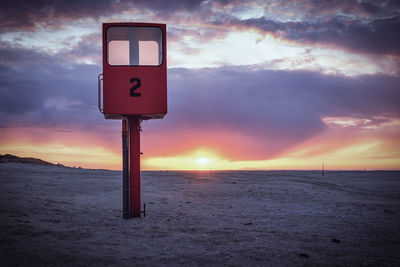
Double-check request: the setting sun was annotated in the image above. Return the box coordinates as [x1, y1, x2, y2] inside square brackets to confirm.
[196, 157, 210, 165]
[144, 148, 225, 170]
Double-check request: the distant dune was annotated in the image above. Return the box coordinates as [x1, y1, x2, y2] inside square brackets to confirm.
[0, 154, 61, 166]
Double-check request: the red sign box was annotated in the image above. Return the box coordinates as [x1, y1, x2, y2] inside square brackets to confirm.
[102, 22, 167, 119]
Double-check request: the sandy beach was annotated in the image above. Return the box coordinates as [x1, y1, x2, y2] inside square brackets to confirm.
[1, 163, 399, 266]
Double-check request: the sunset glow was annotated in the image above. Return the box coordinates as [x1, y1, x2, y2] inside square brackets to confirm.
[0, 1, 399, 170]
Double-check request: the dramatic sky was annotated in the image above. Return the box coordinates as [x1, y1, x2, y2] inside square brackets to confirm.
[0, 0, 399, 170]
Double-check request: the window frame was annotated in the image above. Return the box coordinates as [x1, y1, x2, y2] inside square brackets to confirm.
[106, 26, 164, 67]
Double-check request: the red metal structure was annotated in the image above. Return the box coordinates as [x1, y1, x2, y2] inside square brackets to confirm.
[98, 22, 167, 218]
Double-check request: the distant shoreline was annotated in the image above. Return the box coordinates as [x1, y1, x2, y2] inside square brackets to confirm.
[1, 154, 399, 172]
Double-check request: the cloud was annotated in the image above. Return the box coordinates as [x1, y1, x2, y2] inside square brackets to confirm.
[3, 0, 399, 57]
[167, 66, 400, 125]
[290, 0, 399, 18]
[59, 33, 102, 64]
[1, 42, 399, 160]
[186, 0, 400, 56]
[0, 43, 104, 128]
[232, 14, 400, 56]
[143, 67, 400, 159]
[0, 0, 115, 32]
[0, 0, 206, 32]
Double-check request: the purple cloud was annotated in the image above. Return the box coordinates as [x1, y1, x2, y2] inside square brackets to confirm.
[0, 43, 104, 128]
[140, 67, 399, 159]
[1, 49, 399, 158]
[2, 0, 399, 57]
[233, 15, 400, 56]
[0, 0, 206, 32]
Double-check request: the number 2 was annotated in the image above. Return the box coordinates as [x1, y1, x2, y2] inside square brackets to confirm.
[130, 78, 141, 97]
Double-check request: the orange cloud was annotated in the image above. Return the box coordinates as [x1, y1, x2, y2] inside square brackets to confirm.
[1, 115, 399, 171]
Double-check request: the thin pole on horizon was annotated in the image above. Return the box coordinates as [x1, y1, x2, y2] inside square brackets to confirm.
[322, 162, 325, 177]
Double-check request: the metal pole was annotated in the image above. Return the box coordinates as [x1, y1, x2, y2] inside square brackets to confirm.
[122, 119, 129, 219]
[129, 29, 139, 65]
[129, 117, 141, 217]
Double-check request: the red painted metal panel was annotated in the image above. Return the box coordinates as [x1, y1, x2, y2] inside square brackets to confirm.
[102, 22, 167, 119]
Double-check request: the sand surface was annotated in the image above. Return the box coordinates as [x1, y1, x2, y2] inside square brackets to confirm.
[1, 163, 399, 266]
